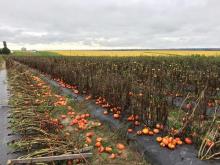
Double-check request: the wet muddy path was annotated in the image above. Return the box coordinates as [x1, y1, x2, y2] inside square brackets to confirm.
[0, 60, 14, 165]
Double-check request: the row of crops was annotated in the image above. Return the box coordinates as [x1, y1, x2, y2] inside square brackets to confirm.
[8, 55, 220, 160]
[5, 59, 148, 164]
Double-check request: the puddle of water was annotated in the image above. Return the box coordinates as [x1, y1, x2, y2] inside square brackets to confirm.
[0, 61, 15, 165]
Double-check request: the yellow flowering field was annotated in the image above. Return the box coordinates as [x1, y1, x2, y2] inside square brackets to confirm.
[50, 50, 220, 57]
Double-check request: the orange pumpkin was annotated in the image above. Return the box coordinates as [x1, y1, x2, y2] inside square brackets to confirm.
[175, 137, 181, 141]
[172, 139, 177, 145]
[206, 139, 214, 147]
[156, 124, 161, 129]
[136, 130, 142, 135]
[95, 142, 102, 148]
[156, 137, 163, 143]
[162, 138, 169, 145]
[160, 142, 166, 147]
[75, 115, 81, 120]
[148, 131, 154, 136]
[127, 128, 133, 133]
[67, 111, 73, 116]
[142, 128, 149, 135]
[86, 137, 92, 144]
[71, 119, 78, 125]
[127, 116, 134, 121]
[85, 113, 90, 118]
[113, 113, 120, 119]
[116, 143, 125, 150]
[177, 140, 183, 145]
[61, 115, 67, 119]
[168, 143, 175, 149]
[52, 118, 59, 125]
[109, 153, 116, 159]
[96, 137, 102, 142]
[80, 114, 86, 119]
[168, 137, 173, 143]
[105, 147, 113, 153]
[153, 128, 160, 134]
[185, 137, 192, 144]
[86, 132, 94, 137]
[98, 146, 105, 153]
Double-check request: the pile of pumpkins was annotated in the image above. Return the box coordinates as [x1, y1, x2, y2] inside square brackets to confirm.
[156, 136, 192, 149]
[129, 123, 193, 150]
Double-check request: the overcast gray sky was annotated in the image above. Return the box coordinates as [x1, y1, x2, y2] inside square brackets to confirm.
[0, 0, 219, 50]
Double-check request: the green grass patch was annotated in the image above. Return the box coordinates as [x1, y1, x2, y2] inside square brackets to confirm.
[13, 51, 60, 57]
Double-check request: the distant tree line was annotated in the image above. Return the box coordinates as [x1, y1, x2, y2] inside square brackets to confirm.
[0, 41, 11, 55]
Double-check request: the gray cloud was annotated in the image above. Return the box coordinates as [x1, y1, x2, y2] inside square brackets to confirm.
[0, 0, 220, 49]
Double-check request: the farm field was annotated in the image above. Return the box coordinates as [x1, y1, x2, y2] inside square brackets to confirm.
[1, 54, 220, 164]
[4, 55, 220, 163]
[2, 0, 220, 164]
[50, 50, 220, 57]
[4, 58, 148, 165]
